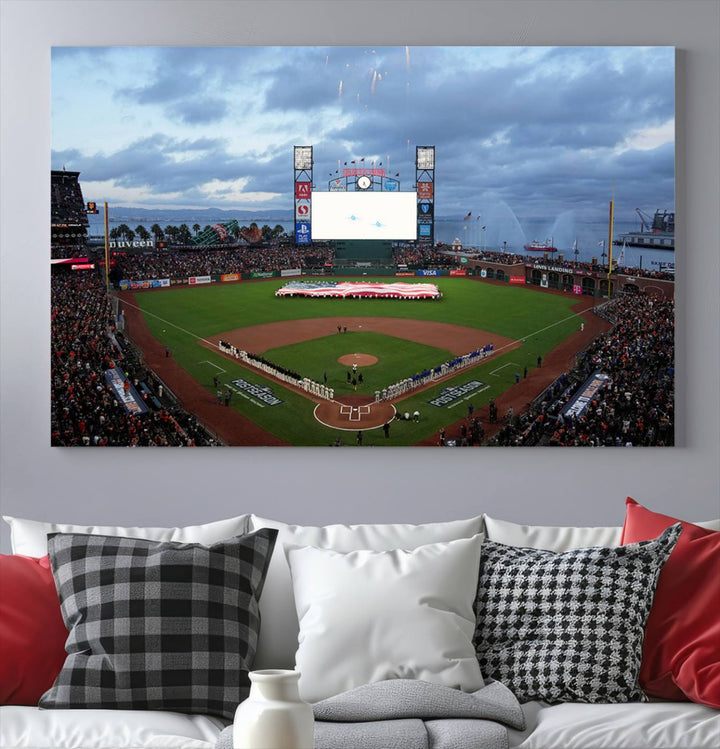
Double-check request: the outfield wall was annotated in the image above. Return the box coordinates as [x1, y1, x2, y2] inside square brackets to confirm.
[116, 264, 672, 300]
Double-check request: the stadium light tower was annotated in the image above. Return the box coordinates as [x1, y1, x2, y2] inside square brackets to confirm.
[294, 146, 313, 247]
[415, 146, 435, 245]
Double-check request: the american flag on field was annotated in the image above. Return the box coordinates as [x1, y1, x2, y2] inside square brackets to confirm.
[275, 281, 441, 300]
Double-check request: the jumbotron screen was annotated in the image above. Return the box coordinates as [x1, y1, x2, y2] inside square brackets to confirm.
[311, 192, 418, 240]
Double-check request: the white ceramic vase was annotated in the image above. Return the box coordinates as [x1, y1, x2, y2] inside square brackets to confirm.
[233, 669, 314, 749]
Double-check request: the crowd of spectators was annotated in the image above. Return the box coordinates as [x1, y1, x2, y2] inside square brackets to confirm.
[488, 292, 674, 447]
[51, 171, 89, 228]
[614, 265, 674, 281]
[51, 270, 218, 446]
[51, 244, 90, 259]
[472, 250, 528, 265]
[114, 244, 335, 281]
[393, 245, 459, 269]
[391, 245, 673, 280]
[521, 255, 674, 281]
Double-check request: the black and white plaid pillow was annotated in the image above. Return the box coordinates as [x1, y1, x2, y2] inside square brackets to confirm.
[474, 523, 681, 704]
[40, 528, 277, 719]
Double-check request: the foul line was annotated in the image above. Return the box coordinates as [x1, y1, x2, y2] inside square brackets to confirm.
[447, 384, 491, 408]
[118, 297, 218, 349]
[200, 361, 227, 373]
[489, 362, 519, 377]
[492, 306, 595, 356]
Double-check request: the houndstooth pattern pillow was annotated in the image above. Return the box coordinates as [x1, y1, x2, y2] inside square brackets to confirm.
[39, 529, 277, 720]
[474, 523, 681, 704]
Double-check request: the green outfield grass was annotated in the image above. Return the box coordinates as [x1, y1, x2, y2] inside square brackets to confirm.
[131, 277, 585, 445]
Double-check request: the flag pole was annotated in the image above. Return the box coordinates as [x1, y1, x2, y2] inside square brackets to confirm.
[607, 193, 614, 298]
[104, 201, 110, 296]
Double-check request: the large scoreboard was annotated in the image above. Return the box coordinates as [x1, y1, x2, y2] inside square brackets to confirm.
[311, 192, 417, 240]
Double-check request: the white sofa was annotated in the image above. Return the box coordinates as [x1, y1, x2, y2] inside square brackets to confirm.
[1, 511, 718, 749]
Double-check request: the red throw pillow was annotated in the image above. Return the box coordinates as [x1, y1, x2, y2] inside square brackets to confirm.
[0, 554, 68, 704]
[621, 497, 720, 707]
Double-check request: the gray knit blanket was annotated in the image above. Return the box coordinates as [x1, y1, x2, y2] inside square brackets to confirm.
[216, 679, 525, 749]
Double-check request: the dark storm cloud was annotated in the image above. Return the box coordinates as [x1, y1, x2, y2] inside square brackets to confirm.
[120, 73, 196, 105]
[53, 133, 293, 207]
[55, 46, 674, 216]
[53, 134, 243, 192]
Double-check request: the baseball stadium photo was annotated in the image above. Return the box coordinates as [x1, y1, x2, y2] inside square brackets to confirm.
[51, 46, 675, 447]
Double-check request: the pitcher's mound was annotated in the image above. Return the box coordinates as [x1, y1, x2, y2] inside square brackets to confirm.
[338, 353, 378, 367]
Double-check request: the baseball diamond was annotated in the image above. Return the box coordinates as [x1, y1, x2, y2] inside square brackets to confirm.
[119, 275, 609, 446]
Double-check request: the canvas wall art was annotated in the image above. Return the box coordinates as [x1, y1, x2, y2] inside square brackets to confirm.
[51, 46, 675, 447]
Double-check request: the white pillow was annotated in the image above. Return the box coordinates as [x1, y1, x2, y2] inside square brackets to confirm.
[248, 514, 484, 670]
[482, 513, 720, 552]
[481, 515, 621, 551]
[286, 535, 485, 703]
[2, 514, 251, 557]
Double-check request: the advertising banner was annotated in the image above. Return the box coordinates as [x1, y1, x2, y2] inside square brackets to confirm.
[296, 202, 311, 219]
[170, 278, 189, 286]
[189, 276, 211, 285]
[418, 225, 432, 238]
[343, 168, 385, 177]
[221, 273, 240, 282]
[295, 181, 311, 199]
[417, 269, 440, 277]
[450, 269, 467, 276]
[417, 202, 433, 218]
[384, 179, 399, 191]
[561, 372, 611, 418]
[573, 284, 583, 295]
[127, 280, 156, 290]
[481, 269, 487, 277]
[105, 367, 149, 415]
[329, 178, 346, 191]
[108, 239, 155, 250]
[509, 276, 526, 284]
[395, 272, 415, 277]
[295, 222, 311, 245]
[250, 271, 278, 279]
[417, 182, 433, 200]
[281, 268, 302, 277]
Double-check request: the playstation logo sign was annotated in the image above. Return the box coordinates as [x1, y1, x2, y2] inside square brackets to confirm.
[295, 222, 311, 245]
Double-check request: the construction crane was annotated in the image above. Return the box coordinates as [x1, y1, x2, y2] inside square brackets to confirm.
[635, 208, 655, 233]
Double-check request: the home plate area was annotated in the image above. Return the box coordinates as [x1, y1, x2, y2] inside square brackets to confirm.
[314, 396, 396, 431]
[340, 402, 371, 421]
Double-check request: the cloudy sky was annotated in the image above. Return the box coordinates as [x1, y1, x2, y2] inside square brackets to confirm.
[52, 45, 674, 220]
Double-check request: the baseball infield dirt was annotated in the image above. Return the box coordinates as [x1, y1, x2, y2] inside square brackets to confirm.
[208, 317, 515, 357]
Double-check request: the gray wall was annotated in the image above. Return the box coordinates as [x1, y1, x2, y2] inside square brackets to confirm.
[1, 1, 718, 553]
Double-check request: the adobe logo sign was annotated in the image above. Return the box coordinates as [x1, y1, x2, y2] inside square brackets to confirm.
[295, 182, 311, 199]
